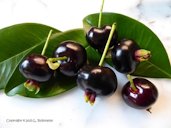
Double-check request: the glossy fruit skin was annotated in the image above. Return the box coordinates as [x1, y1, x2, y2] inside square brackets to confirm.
[86, 25, 118, 53]
[111, 39, 140, 74]
[122, 78, 158, 109]
[19, 54, 53, 82]
[54, 41, 87, 77]
[77, 65, 117, 96]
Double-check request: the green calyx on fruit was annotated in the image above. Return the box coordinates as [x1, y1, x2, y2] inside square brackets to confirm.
[84, 89, 96, 105]
[24, 80, 40, 94]
[134, 49, 151, 62]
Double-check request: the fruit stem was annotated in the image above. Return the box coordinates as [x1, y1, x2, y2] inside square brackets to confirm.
[41, 29, 53, 56]
[99, 23, 116, 66]
[146, 108, 152, 113]
[98, 0, 105, 28]
[127, 74, 137, 92]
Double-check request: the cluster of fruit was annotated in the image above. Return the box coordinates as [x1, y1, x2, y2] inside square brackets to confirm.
[19, 0, 158, 112]
[19, 22, 158, 111]
[85, 23, 158, 110]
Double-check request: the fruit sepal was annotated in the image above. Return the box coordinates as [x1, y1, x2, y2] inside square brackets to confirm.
[84, 89, 96, 106]
[134, 49, 151, 62]
[24, 80, 40, 94]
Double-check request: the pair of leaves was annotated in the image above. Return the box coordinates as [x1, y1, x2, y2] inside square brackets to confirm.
[0, 13, 170, 98]
[0, 23, 100, 97]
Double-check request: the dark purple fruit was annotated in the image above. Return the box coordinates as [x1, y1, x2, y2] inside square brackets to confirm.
[54, 41, 87, 77]
[19, 54, 53, 82]
[111, 39, 151, 74]
[111, 39, 140, 74]
[122, 78, 158, 109]
[77, 65, 117, 104]
[86, 25, 118, 53]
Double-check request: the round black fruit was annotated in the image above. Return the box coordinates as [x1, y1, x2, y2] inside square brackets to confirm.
[86, 25, 118, 53]
[77, 65, 117, 104]
[54, 41, 87, 76]
[122, 78, 158, 109]
[19, 54, 53, 82]
[111, 39, 140, 74]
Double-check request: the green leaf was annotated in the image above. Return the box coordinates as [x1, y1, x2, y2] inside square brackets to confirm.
[83, 13, 171, 78]
[0, 23, 61, 90]
[3, 27, 101, 97]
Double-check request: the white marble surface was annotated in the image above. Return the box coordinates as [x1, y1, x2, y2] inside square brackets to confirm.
[0, 0, 171, 128]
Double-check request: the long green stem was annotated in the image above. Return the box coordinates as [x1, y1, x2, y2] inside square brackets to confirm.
[99, 23, 116, 66]
[41, 29, 53, 55]
[127, 74, 137, 92]
[98, 0, 105, 28]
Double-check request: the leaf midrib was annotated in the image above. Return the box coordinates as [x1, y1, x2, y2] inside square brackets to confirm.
[147, 60, 171, 78]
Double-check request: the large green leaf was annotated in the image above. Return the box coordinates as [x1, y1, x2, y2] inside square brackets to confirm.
[2, 13, 171, 98]
[83, 13, 171, 78]
[4, 28, 101, 97]
[0, 23, 61, 90]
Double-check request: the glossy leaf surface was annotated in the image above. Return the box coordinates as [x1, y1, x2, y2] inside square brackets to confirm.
[0, 25, 100, 97]
[83, 13, 171, 78]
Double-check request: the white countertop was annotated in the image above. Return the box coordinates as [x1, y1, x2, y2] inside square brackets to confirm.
[0, 0, 171, 128]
